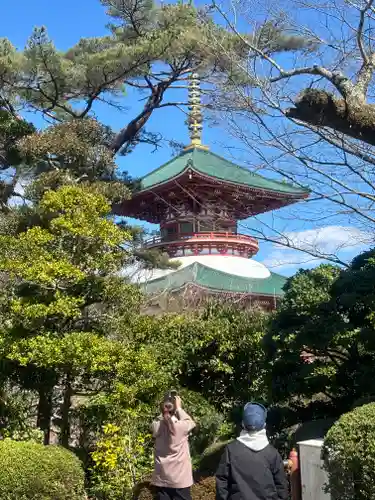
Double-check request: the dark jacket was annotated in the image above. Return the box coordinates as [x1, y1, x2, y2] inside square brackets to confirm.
[215, 439, 288, 500]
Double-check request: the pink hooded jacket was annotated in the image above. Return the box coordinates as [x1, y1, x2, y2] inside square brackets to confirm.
[151, 408, 196, 489]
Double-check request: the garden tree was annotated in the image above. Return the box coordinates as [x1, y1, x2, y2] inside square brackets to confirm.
[327, 248, 375, 402]
[208, 0, 375, 265]
[331, 248, 375, 330]
[213, 0, 375, 145]
[1, 116, 173, 270]
[1, 1, 224, 160]
[265, 248, 375, 429]
[179, 304, 270, 413]
[129, 303, 269, 413]
[264, 265, 342, 422]
[18, 118, 128, 202]
[0, 184, 170, 445]
[0, 1, 316, 199]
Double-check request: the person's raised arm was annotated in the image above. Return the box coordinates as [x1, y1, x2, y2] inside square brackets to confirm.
[174, 396, 196, 434]
[215, 446, 230, 500]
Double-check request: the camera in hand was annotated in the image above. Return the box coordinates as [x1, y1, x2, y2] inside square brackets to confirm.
[164, 390, 178, 404]
[162, 390, 178, 415]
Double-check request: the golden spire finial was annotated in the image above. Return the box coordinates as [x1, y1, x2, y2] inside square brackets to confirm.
[185, 73, 209, 151]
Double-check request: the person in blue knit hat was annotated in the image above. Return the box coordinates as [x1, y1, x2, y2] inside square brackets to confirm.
[215, 402, 288, 500]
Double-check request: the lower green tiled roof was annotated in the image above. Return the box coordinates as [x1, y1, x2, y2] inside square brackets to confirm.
[143, 262, 286, 297]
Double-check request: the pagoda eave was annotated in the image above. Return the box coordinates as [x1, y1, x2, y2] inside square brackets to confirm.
[113, 170, 308, 223]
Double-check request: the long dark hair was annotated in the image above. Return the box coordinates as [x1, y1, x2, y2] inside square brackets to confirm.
[160, 401, 176, 437]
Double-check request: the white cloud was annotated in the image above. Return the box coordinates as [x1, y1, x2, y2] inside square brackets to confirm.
[279, 226, 369, 254]
[262, 250, 322, 272]
[261, 225, 371, 274]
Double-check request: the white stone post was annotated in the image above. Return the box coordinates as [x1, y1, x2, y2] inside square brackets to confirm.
[298, 439, 331, 500]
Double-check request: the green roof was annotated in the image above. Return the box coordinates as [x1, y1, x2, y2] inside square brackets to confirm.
[139, 147, 308, 196]
[143, 262, 287, 297]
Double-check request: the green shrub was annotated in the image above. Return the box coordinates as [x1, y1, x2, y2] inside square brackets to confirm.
[134, 477, 216, 500]
[178, 390, 232, 461]
[198, 440, 229, 476]
[90, 415, 153, 500]
[323, 403, 375, 500]
[0, 439, 86, 500]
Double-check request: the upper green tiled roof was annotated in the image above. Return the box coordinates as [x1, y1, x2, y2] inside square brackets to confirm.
[139, 147, 308, 196]
[143, 262, 286, 297]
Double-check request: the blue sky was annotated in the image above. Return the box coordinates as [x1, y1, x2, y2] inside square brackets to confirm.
[1, 0, 368, 276]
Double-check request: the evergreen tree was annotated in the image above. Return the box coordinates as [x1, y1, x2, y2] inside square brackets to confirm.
[265, 251, 375, 429]
[0, 184, 168, 445]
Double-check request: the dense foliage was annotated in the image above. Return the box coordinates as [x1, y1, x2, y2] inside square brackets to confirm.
[132, 304, 269, 403]
[266, 250, 375, 431]
[0, 0, 252, 164]
[0, 184, 166, 447]
[0, 439, 86, 500]
[90, 417, 153, 500]
[324, 403, 375, 500]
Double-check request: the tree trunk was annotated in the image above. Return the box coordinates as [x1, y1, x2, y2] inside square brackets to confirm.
[109, 80, 170, 154]
[37, 384, 54, 445]
[286, 88, 375, 146]
[60, 373, 73, 448]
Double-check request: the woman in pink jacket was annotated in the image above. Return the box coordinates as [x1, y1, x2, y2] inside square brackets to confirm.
[151, 396, 196, 500]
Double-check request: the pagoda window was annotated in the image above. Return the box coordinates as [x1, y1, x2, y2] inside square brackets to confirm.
[215, 222, 225, 233]
[199, 221, 215, 232]
[167, 226, 177, 235]
[161, 224, 178, 240]
[215, 222, 237, 234]
[179, 221, 194, 234]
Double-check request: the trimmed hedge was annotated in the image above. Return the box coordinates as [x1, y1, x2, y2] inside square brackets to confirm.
[135, 477, 216, 500]
[324, 403, 375, 500]
[0, 439, 86, 500]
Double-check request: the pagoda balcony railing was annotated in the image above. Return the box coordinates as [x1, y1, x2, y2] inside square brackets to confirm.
[143, 232, 259, 249]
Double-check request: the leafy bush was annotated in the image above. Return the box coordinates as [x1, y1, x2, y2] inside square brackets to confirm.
[323, 403, 375, 500]
[0, 439, 86, 500]
[178, 390, 232, 461]
[178, 305, 270, 411]
[0, 383, 43, 443]
[90, 411, 154, 500]
[198, 440, 229, 476]
[135, 477, 216, 500]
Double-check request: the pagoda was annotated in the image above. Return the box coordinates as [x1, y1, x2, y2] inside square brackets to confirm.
[114, 74, 309, 310]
